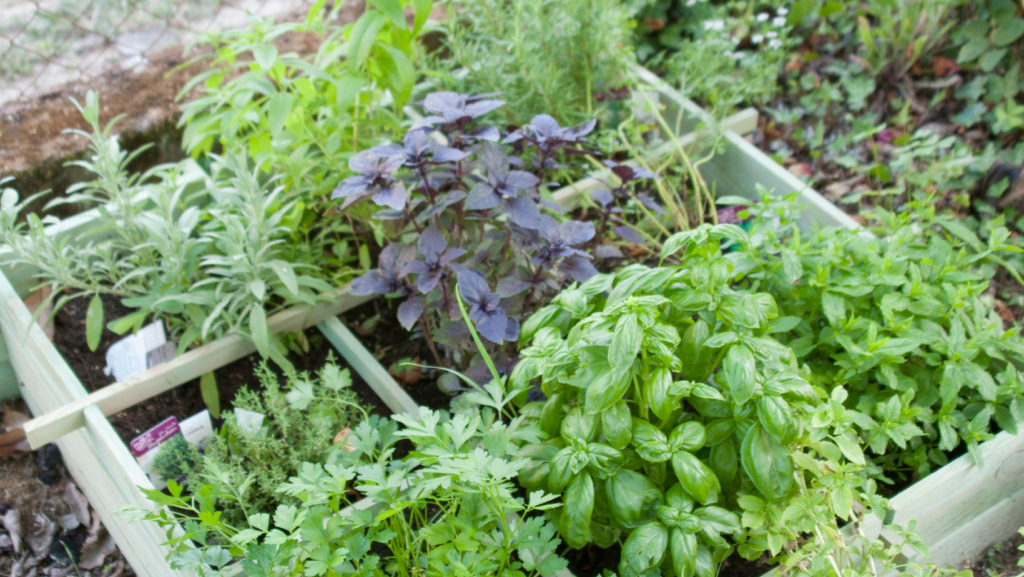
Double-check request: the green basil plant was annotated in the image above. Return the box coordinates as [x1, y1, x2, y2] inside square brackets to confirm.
[510, 224, 824, 577]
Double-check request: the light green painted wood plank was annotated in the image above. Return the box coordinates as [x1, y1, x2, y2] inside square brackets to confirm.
[317, 316, 420, 416]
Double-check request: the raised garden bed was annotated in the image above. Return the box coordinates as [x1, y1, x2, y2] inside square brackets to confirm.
[4, 70, 1021, 576]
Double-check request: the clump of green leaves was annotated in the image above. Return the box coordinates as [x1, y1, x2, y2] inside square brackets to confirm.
[0, 94, 340, 415]
[512, 224, 826, 577]
[151, 434, 200, 483]
[122, 383, 569, 577]
[435, 0, 635, 126]
[727, 189, 1024, 480]
[184, 359, 364, 527]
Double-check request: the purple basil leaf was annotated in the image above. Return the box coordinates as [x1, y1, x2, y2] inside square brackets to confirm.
[417, 271, 442, 293]
[592, 189, 615, 207]
[613, 225, 646, 245]
[457, 271, 491, 305]
[505, 196, 542, 229]
[465, 183, 501, 210]
[504, 171, 540, 190]
[561, 256, 598, 282]
[596, 245, 625, 258]
[530, 114, 561, 138]
[350, 270, 386, 296]
[397, 297, 425, 330]
[637, 193, 666, 215]
[371, 182, 407, 210]
[419, 227, 448, 258]
[561, 220, 596, 245]
[439, 248, 467, 266]
[496, 277, 531, 297]
[371, 143, 405, 157]
[432, 148, 467, 163]
[538, 214, 561, 244]
[504, 316, 520, 341]
[465, 100, 506, 118]
[469, 126, 500, 142]
[565, 118, 597, 139]
[476, 309, 508, 344]
[611, 165, 637, 182]
[479, 141, 510, 174]
[403, 260, 431, 275]
[717, 205, 750, 224]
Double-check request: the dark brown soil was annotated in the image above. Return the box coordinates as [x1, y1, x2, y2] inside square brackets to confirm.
[339, 299, 455, 412]
[565, 541, 771, 577]
[51, 293, 390, 443]
[971, 530, 1024, 577]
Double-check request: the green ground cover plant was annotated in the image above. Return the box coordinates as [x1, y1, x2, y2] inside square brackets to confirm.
[181, 359, 364, 527]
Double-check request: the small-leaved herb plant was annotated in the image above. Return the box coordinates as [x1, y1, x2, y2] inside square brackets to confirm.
[727, 189, 1024, 480]
[0, 94, 339, 415]
[184, 359, 364, 527]
[121, 363, 570, 576]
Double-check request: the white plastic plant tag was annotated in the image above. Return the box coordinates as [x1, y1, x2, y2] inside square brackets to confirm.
[104, 320, 169, 381]
[234, 408, 265, 436]
[180, 410, 214, 450]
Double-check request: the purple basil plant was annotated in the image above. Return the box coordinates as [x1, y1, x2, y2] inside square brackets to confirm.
[335, 91, 609, 372]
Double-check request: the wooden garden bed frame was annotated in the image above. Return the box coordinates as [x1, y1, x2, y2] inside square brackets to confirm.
[1, 68, 1019, 576]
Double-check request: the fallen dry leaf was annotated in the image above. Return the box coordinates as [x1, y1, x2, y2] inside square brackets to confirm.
[388, 359, 424, 386]
[56, 513, 79, 532]
[787, 162, 812, 178]
[994, 299, 1015, 325]
[2, 508, 22, 553]
[26, 513, 55, 557]
[0, 533, 11, 549]
[333, 427, 356, 452]
[80, 526, 117, 569]
[643, 18, 665, 31]
[63, 483, 90, 528]
[932, 55, 959, 77]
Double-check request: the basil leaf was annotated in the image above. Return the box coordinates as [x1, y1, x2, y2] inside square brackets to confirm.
[741, 425, 794, 500]
[722, 344, 756, 405]
[540, 393, 564, 439]
[709, 439, 738, 483]
[670, 528, 698, 577]
[631, 419, 671, 462]
[85, 295, 104, 352]
[680, 319, 713, 380]
[649, 367, 675, 420]
[610, 313, 643, 369]
[548, 447, 576, 493]
[671, 451, 720, 505]
[605, 469, 662, 529]
[585, 368, 631, 414]
[668, 421, 706, 452]
[703, 419, 735, 446]
[756, 396, 793, 443]
[561, 407, 598, 444]
[602, 400, 633, 450]
[560, 473, 595, 549]
[619, 521, 668, 577]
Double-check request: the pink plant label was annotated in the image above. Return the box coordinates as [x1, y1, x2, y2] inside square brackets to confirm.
[130, 416, 180, 458]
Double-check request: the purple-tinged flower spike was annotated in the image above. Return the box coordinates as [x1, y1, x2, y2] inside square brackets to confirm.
[350, 244, 416, 297]
[465, 142, 542, 228]
[332, 150, 407, 210]
[532, 215, 598, 281]
[403, 226, 466, 293]
[505, 114, 597, 154]
[457, 271, 513, 344]
[414, 91, 506, 128]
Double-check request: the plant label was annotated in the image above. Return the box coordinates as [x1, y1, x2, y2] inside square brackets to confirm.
[129, 416, 180, 458]
[130, 416, 181, 491]
[234, 408, 265, 436]
[104, 321, 170, 382]
[180, 410, 214, 450]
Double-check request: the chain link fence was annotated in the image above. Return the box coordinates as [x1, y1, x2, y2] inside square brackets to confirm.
[0, 0, 315, 107]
